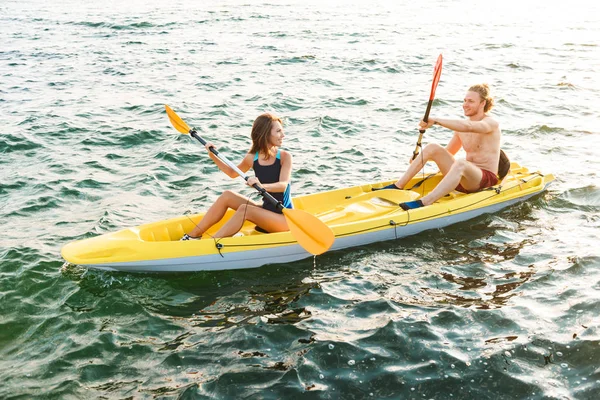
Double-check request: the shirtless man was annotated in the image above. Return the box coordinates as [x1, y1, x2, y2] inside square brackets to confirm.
[382, 84, 501, 210]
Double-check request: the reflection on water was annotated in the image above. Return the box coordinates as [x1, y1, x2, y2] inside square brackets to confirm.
[423, 237, 538, 309]
[431, 267, 536, 309]
[187, 275, 321, 329]
[143, 278, 324, 357]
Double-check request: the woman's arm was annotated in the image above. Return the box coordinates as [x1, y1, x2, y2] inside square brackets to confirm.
[205, 143, 253, 178]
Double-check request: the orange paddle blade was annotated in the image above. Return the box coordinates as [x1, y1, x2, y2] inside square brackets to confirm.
[282, 208, 335, 255]
[165, 105, 191, 134]
[429, 54, 443, 100]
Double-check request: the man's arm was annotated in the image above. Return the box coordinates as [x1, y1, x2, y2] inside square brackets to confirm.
[424, 116, 498, 134]
[445, 133, 462, 155]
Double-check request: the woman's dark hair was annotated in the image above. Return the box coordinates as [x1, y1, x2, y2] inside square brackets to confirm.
[249, 113, 282, 159]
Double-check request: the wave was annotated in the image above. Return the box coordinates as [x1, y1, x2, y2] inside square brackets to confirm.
[557, 186, 600, 210]
[269, 55, 316, 65]
[69, 21, 157, 30]
[0, 132, 43, 154]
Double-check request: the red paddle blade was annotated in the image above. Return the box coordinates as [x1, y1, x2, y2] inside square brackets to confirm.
[429, 54, 443, 100]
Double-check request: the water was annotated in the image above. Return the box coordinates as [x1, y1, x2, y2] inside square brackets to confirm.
[2, 0, 600, 398]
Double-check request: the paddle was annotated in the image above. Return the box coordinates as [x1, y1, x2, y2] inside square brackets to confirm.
[408, 172, 437, 190]
[165, 105, 335, 256]
[411, 54, 443, 161]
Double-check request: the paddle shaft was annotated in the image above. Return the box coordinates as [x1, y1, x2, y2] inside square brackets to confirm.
[189, 130, 284, 211]
[412, 54, 442, 162]
[411, 100, 433, 161]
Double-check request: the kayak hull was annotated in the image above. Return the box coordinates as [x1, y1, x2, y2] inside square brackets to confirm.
[61, 164, 554, 272]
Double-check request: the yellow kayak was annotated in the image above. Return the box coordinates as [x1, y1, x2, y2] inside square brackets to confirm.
[61, 163, 554, 272]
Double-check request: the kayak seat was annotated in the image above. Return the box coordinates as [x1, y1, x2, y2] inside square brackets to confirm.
[254, 225, 269, 234]
[139, 222, 189, 242]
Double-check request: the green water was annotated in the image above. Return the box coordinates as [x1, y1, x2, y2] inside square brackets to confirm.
[1, 0, 600, 398]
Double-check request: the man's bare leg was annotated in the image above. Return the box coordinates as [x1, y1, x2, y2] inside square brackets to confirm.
[394, 143, 456, 189]
[418, 159, 483, 205]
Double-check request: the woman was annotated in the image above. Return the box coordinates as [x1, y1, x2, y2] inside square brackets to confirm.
[181, 113, 292, 240]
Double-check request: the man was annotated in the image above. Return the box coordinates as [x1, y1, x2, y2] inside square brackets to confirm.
[381, 84, 502, 210]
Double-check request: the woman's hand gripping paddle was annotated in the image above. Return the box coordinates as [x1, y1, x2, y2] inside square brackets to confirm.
[411, 54, 443, 161]
[165, 105, 335, 255]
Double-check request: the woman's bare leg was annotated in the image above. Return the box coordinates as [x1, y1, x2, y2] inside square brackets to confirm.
[188, 190, 258, 237]
[213, 204, 288, 238]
